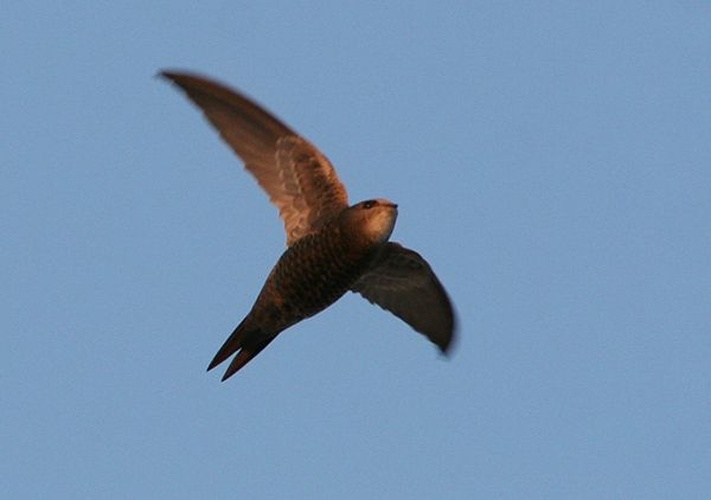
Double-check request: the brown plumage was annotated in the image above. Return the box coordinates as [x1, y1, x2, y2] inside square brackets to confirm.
[161, 70, 456, 380]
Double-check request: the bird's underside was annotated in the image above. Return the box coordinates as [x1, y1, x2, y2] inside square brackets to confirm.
[161, 70, 456, 380]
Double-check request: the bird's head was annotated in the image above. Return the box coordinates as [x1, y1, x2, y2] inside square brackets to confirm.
[340, 199, 398, 245]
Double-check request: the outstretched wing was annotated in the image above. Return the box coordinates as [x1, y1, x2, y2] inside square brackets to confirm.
[352, 242, 456, 353]
[161, 71, 349, 246]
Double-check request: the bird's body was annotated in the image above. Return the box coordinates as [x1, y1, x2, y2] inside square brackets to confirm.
[209, 203, 396, 378]
[161, 71, 456, 380]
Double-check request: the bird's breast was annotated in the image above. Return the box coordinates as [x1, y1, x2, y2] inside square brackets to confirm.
[252, 223, 380, 330]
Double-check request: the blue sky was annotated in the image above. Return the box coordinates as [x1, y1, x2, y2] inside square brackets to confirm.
[3, 2, 710, 498]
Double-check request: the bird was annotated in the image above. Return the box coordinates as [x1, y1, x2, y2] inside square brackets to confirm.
[160, 70, 456, 380]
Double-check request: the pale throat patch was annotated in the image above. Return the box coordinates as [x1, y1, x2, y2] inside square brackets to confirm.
[364, 209, 397, 243]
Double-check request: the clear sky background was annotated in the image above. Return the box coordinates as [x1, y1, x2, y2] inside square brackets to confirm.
[3, 2, 710, 498]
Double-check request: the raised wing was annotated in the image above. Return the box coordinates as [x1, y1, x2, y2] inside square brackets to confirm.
[352, 242, 456, 353]
[161, 71, 349, 246]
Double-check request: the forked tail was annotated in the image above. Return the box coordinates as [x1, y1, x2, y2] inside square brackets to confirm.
[207, 317, 277, 381]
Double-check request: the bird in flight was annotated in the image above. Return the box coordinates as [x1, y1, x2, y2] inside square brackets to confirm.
[161, 71, 456, 380]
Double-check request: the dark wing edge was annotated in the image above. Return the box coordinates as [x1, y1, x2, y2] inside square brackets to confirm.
[351, 242, 457, 354]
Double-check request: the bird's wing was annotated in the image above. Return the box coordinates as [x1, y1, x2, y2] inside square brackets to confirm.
[351, 242, 456, 353]
[161, 71, 349, 246]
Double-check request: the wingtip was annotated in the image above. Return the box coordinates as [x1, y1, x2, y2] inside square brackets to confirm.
[437, 321, 457, 357]
[441, 303, 458, 356]
[438, 338, 454, 358]
[158, 69, 189, 85]
[156, 69, 200, 85]
[155, 69, 172, 81]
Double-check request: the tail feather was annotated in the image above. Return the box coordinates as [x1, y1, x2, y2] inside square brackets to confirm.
[220, 336, 276, 381]
[207, 318, 248, 371]
[207, 317, 277, 380]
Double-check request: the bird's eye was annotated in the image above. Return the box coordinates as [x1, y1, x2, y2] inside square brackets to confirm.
[362, 200, 377, 209]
